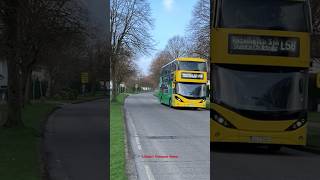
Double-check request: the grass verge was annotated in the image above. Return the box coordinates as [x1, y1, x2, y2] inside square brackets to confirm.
[307, 112, 320, 148]
[47, 92, 106, 104]
[110, 94, 129, 180]
[0, 103, 57, 180]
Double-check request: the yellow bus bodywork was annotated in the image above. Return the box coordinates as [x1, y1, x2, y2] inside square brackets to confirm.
[175, 70, 207, 84]
[210, 103, 306, 145]
[171, 94, 206, 108]
[212, 28, 310, 67]
[210, 28, 309, 145]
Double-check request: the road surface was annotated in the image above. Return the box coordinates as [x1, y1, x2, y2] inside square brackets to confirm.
[44, 99, 108, 180]
[125, 93, 210, 180]
[211, 143, 320, 180]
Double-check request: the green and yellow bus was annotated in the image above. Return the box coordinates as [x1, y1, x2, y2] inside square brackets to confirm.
[211, 0, 312, 148]
[159, 57, 208, 108]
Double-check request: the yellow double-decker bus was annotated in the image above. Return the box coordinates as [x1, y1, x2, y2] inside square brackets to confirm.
[159, 57, 208, 108]
[211, 0, 312, 149]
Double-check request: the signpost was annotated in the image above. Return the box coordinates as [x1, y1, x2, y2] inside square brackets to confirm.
[81, 72, 89, 95]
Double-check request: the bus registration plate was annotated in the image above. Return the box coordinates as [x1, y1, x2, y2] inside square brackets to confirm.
[250, 136, 272, 143]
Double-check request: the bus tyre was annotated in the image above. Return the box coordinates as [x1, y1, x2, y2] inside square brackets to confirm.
[268, 145, 281, 152]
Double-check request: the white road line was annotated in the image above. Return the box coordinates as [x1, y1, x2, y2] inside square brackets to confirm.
[126, 108, 156, 179]
[144, 165, 156, 180]
[135, 136, 142, 151]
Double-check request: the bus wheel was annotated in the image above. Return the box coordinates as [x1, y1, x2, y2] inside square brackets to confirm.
[169, 98, 172, 108]
[268, 145, 281, 152]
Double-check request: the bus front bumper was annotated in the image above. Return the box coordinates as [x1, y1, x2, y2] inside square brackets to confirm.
[210, 120, 307, 146]
[172, 95, 207, 108]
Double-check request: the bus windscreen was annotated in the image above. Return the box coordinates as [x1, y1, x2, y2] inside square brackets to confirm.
[214, 66, 308, 113]
[219, 0, 310, 32]
[176, 83, 207, 98]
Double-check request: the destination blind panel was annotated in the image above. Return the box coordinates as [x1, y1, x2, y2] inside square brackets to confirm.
[228, 34, 300, 57]
[181, 72, 204, 79]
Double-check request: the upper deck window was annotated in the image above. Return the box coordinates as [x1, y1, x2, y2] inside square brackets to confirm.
[218, 0, 310, 32]
[178, 61, 207, 71]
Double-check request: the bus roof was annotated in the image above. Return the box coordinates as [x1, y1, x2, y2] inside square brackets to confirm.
[161, 57, 207, 69]
[176, 57, 207, 62]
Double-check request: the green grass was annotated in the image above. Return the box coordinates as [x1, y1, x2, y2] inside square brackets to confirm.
[48, 92, 106, 104]
[110, 94, 128, 180]
[308, 112, 320, 123]
[0, 103, 58, 180]
[307, 112, 320, 148]
[206, 98, 210, 110]
[308, 127, 320, 147]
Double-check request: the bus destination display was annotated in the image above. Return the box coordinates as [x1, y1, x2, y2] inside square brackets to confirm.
[228, 34, 300, 57]
[181, 72, 204, 79]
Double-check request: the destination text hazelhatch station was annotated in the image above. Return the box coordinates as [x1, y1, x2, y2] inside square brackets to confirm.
[228, 34, 300, 57]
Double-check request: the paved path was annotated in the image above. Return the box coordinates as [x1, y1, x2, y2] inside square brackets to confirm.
[44, 99, 108, 180]
[211, 143, 320, 180]
[125, 93, 210, 180]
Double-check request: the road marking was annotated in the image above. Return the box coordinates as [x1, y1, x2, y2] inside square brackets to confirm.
[127, 110, 142, 151]
[135, 136, 142, 151]
[144, 165, 156, 180]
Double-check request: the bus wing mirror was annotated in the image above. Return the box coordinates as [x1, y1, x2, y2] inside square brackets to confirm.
[311, 34, 320, 58]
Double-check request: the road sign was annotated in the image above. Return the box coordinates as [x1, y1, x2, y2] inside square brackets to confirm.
[81, 72, 89, 84]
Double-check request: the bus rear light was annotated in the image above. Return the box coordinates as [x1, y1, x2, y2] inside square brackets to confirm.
[175, 96, 183, 102]
[286, 118, 307, 131]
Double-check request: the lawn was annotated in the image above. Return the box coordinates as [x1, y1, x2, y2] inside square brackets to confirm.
[307, 112, 320, 148]
[48, 91, 106, 104]
[110, 94, 128, 180]
[0, 103, 57, 180]
[308, 112, 320, 123]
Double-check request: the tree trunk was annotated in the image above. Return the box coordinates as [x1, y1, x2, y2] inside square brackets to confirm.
[4, 0, 23, 127]
[112, 82, 118, 102]
[22, 69, 32, 105]
[91, 78, 97, 95]
[46, 74, 52, 98]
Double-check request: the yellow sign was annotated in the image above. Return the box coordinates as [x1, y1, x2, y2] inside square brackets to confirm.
[317, 73, 320, 88]
[81, 72, 89, 84]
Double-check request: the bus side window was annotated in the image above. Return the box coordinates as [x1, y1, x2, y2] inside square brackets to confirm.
[173, 63, 177, 71]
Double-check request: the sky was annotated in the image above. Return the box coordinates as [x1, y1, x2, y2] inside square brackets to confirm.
[137, 0, 198, 75]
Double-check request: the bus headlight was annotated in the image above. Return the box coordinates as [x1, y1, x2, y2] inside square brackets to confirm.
[175, 96, 183, 102]
[218, 117, 224, 124]
[199, 99, 206, 103]
[286, 118, 307, 131]
[212, 111, 237, 129]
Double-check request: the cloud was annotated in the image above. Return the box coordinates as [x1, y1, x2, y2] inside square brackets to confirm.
[163, 0, 174, 11]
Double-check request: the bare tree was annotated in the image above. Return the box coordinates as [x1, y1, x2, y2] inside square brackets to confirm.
[149, 51, 172, 88]
[165, 35, 190, 59]
[187, 0, 210, 59]
[110, 0, 154, 101]
[0, 0, 23, 127]
[0, 0, 86, 127]
[311, 0, 320, 34]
